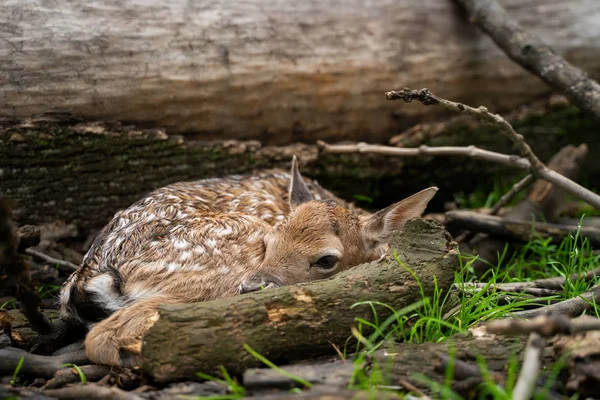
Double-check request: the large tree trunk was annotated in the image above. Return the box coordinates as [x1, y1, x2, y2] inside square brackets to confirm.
[1, 0, 599, 145]
[141, 219, 459, 382]
[2, 98, 600, 233]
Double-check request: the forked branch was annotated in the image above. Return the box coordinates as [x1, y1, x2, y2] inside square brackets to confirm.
[385, 88, 600, 208]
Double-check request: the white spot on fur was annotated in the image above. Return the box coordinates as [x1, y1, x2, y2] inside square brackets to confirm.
[167, 262, 181, 272]
[218, 265, 230, 274]
[172, 238, 190, 249]
[180, 251, 192, 261]
[215, 226, 233, 237]
[193, 245, 206, 255]
[206, 238, 217, 249]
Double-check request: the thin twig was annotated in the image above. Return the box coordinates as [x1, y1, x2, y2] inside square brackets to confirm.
[385, 88, 600, 209]
[317, 141, 530, 170]
[489, 174, 534, 215]
[512, 333, 544, 400]
[454, 0, 600, 119]
[461, 266, 600, 293]
[509, 285, 600, 319]
[485, 315, 600, 336]
[398, 378, 432, 399]
[25, 248, 78, 273]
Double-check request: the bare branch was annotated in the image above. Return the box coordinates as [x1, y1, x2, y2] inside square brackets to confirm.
[512, 333, 544, 400]
[509, 285, 600, 319]
[485, 315, 600, 337]
[454, 0, 600, 120]
[462, 266, 600, 293]
[385, 88, 600, 209]
[317, 141, 530, 170]
[489, 174, 534, 215]
[25, 248, 78, 273]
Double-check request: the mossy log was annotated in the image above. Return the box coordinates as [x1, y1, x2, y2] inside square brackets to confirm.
[2, 1, 600, 144]
[2, 101, 600, 235]
[141, 219, 458, 382]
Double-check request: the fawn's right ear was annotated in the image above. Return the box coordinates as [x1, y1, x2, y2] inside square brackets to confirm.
[362, 187, 438, 243]
[288, 155, 314, 210]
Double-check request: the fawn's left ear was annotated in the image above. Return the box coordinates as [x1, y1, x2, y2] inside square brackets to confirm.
[362, 187, 438, 243]
[288, 155, 314, 210]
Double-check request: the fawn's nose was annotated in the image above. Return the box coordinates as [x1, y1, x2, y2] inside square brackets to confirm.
[239, 273, 282, 294]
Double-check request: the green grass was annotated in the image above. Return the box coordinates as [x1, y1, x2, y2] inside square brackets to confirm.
[38, 283, 61, 299]
[453, 175, 529, 210]
[0, 298, 17, 310]
[343, 218, 599, 398]
[61, 364, 87, 383]
[10, 357, 24, 386]
[190, 366, 245, 400]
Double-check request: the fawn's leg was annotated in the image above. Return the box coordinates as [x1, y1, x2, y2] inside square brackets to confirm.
[85, 297, 174, 368]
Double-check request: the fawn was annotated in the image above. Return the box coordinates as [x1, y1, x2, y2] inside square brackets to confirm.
[56, 157, 437, 367]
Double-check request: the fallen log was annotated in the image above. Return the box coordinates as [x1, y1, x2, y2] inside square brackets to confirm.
[2, 1, 600, 144]
[141, 219, 459, 382]
[4, 104, 600, 234]
[446, 211, 600, 248]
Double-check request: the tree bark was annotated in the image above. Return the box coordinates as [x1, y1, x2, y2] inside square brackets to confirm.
[3, 101, 600, 234]
[141, 219, 459, 382]
[1, 1, 600, 144]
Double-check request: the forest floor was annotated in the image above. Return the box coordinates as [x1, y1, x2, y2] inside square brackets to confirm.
[2, 178, 600, 400]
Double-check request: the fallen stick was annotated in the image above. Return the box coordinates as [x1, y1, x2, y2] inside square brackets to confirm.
[509, 285, 600, 319]
[43, 364, 112, 389]
[0, 347, 89, 378]
[454, 0, 600, 120]
[445, 210, 600, 247]
[141, 219, 458, 381]
[317, 141, 530, 169]
[485, 315, 600, 336]
[462, 266, 600, 293]
[385, 88, 600, 209]
[512, 333, 544, 400]
[43, 385, 143, 400]
[25, 248, 79, 273]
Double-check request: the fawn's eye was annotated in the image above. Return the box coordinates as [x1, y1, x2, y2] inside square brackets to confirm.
[314, 255, 339, 270]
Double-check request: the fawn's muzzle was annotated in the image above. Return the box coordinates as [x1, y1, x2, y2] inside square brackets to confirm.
[239, 273, 283, 294]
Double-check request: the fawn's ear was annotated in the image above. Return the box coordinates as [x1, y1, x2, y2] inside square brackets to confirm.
[362, 187, 438, 242]
[288, 155, 314, 210]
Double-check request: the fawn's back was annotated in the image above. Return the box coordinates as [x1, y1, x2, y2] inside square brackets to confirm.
[60, 168, 350, 324]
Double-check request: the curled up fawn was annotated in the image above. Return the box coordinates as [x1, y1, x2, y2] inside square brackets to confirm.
[47, 157, 437, 367]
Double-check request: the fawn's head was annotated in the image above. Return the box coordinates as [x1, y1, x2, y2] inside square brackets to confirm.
[239, 157, 438, 294]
